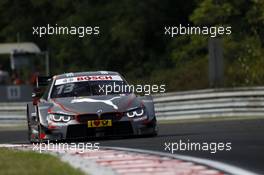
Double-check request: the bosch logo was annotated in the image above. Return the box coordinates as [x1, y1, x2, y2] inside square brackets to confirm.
[77, 76, 113, 81]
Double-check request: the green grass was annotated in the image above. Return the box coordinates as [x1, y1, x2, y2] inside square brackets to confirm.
[0, 148, 85, 175]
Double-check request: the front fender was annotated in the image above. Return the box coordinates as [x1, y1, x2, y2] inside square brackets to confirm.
[38, 102, 53, 126]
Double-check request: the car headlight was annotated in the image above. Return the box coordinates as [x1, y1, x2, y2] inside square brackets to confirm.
[48, 114, 74, 122]
[126, 108, 145, 118]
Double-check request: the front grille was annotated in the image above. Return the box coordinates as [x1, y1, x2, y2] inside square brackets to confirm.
[66, 121, 133, 139]
[76, 112, 123, 123]
[104, 121, 133, 136]
[76, 114, 98, 122]
[100, 112, 123, 121]
[66, 124, 94, 138]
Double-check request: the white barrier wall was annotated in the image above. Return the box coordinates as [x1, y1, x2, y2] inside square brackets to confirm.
[154, 87, 264, 120]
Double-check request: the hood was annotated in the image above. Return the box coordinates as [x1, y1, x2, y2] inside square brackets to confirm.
[50, 94, 141, 115]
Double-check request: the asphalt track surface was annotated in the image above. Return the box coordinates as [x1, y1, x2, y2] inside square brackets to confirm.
[0, 119, 263, 174]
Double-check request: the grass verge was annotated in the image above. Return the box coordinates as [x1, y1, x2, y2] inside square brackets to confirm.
[0, 148, 85, 175]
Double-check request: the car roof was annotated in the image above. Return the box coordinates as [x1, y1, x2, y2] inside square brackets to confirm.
[54, 71, 120, 79]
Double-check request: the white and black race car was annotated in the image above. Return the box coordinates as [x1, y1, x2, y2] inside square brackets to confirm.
[27, 71, 158, 142]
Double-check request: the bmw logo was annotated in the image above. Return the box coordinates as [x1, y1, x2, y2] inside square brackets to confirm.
[97, 109, 103, 116]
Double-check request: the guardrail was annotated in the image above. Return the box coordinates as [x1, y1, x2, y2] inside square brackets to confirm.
[0, 102, 26, 125]
[154, 86, 264, 120]
[1, 86, 264, 124]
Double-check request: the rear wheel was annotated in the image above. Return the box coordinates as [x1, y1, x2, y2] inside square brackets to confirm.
[147, 119, 158, 137]
[153, 123, 158, 136]
[27, 106, 40, 143]
[27, 108, 34, 143]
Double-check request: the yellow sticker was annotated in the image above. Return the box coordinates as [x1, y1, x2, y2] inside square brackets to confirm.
[87, 119, 112, 128]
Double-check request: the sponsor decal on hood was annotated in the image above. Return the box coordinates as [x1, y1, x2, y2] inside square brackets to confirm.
[71, 97, 121, 110]
[50, 94, 139, 114]
[55, 75, 123, 85]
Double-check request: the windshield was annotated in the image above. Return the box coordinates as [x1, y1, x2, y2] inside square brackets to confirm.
[50, 80, 129, 98]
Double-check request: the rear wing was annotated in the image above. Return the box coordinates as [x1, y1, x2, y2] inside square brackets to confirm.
[36, 76, 52, 87]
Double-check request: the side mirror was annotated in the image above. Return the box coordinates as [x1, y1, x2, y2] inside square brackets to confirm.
[32, 92, 37, 98]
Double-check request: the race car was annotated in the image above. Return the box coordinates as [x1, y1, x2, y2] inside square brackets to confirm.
[27, 71, 158, 142]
